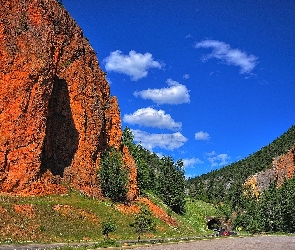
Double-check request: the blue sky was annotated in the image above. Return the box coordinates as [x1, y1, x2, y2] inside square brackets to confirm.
[63, 0, 295, 178]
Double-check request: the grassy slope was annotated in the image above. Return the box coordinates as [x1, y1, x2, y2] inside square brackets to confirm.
[183, 198, 217, 234]
[0, 190, 216, 244]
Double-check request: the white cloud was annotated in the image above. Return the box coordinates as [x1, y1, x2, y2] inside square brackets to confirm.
[206, 151, 216, 156]
[134, 78, 190, 104]
[104, 50, 162, 81]
[132, 129, 187, 151]
[206, 151, 230, 167]
[195, 131, 210, 140]
[123, 107, 182, 131]
[195, 40, 258, 74]
[183, 158, 204, 168]
[183, 74, 190, 79]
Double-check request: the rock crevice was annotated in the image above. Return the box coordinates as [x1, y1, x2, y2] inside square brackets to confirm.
[0, 0, 138, 199]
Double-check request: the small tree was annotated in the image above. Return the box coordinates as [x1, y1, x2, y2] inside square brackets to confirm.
[131, 205, 155, 241]
[102, 218, 117, 239]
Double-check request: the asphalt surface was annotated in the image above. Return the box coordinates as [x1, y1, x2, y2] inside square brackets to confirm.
[0, 235, 294, 250]
[133, 236, 295, 250]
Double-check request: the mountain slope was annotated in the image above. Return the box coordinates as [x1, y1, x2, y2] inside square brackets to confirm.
[187, 125, 295, 205]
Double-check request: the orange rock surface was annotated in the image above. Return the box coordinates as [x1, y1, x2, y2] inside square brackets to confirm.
[122, 145, 139, 201]
[0, 0, 138, 199]
[274, 146, 295, 187]
[116, 197, 178, 227]
[13, 204, 35, 218]
[244, 145, 295, 196]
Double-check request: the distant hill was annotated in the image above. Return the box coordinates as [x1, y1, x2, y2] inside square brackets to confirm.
[187, 125, 295, 206]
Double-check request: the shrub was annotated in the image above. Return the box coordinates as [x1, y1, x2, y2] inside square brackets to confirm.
[102, 218, 117, 239]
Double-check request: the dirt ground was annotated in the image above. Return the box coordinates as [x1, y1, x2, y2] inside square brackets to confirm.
[133, 235, 295, 250]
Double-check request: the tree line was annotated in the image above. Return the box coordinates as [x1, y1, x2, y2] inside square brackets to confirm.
[187, 125, 295, 205]
[99, 127, 186, 214]
[234, 177, 295, 233]
[187, 125, 295, 233]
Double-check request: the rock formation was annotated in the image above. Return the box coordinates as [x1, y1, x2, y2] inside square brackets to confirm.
[0, 0, 138, 199]
[244, 145, 295, 196]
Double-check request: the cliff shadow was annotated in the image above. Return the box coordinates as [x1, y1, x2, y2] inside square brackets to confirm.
[40, 76, 79, 177]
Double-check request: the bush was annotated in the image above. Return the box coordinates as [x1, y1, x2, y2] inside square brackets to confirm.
[102, 218, 117, 239]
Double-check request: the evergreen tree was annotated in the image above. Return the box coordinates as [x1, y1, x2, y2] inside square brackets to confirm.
[157, 156, 186, 214]
[99, 147, 128, 202]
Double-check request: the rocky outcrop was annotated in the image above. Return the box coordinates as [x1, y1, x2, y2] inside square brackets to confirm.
[122, 145, 139, 202]
[0, 0, 138, 199]
[244, 145, 295, 196]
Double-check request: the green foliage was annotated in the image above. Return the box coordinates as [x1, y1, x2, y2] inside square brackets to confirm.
[130, 205, 156, 241]
[183, 198, 217, 234]
[17, 12, 28, 34]
[233, 177, 295, 233]
[122, 127, 156, 191]
[0, 190, 201, 243]
[101, 218, 117, 239]
[93, 239, 120, 248]
[187, 125, 295, 206]
[187, 125, 295, 234]
[122, 126, 134, 149]
[99, 148, 128, 202]
[62, 60, 72, 68]
[123, 127, 186, 214]
[157, 157, 186, 214]
[215, 203, 232, 222]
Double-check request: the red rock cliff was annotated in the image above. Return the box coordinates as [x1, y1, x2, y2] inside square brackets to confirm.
[0, 0, 138, 198]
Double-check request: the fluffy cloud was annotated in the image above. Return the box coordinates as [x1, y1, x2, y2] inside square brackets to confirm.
[195, 40, 258, 74]
[183, 158, 204, 168]
[206, 151, 230, 167]
[123, 107, 181, 131]
[104, 50, 162, 81]
[195, 131, 210, 140]
[132, 129, 187, 151]
[134, 79, 190, 104]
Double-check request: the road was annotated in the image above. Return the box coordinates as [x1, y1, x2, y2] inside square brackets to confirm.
[133, 236, 295, 250]
[0, 235, 294, 250]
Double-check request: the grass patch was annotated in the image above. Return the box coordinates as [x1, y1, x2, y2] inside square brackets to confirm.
[0, 191, 217, 244]
[182, 198, 217, 235]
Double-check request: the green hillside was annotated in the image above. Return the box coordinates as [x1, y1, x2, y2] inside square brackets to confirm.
[0, 190, 216, 244]
[187, 125, 295, 233]
[187, 125, 295, 206]
[0, 127, 218, 245]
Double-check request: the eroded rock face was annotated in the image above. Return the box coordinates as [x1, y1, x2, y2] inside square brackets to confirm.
[244, 145, 295, 196]
[0, 0, 138, 198]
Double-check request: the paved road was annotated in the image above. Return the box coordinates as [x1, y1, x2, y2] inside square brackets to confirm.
[133, 236, 295, 250]
[0, 236, 294, 250]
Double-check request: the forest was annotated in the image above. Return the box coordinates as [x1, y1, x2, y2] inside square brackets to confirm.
[100, 125, 295, 233]
[187, 125, 295, 233]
